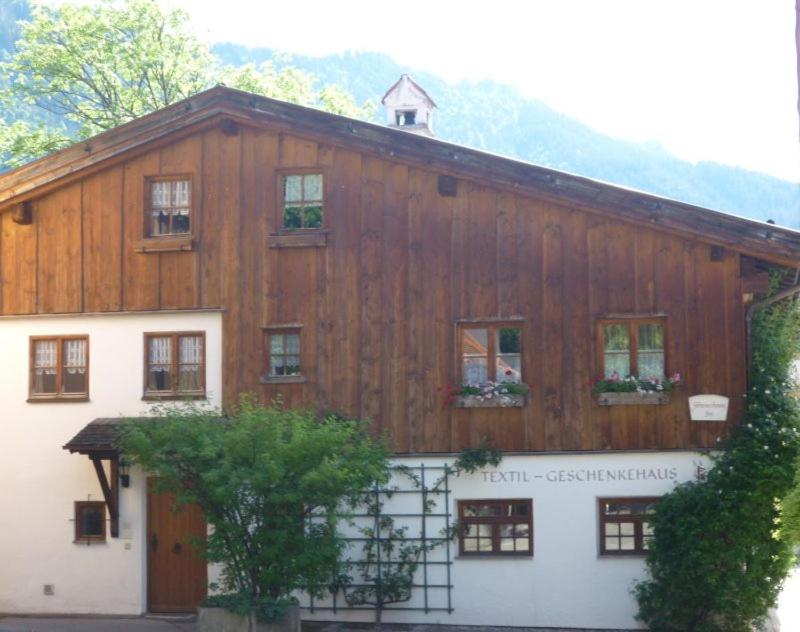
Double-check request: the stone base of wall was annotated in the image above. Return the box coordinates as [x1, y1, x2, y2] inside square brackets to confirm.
[303, 622, 638, 632]
[198, 606, 300, 632]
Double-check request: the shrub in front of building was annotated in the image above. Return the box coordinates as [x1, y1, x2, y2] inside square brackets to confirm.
[635, 279, 800, 631]
[119, 398, 390, 622]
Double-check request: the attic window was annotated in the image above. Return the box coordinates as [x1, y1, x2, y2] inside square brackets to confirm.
[146, 176, 191, 237]
[282, 173, 323, 230]
[396, 110, 417, 126]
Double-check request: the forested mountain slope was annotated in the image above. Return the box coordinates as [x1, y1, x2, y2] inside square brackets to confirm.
[0, 0, 796, 228]
[215, 44, 799, 228]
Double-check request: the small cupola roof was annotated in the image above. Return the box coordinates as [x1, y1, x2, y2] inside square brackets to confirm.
[381, 74, 436, 137]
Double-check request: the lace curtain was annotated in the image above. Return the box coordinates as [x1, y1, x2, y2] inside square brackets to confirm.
[178, 335, 202, 391]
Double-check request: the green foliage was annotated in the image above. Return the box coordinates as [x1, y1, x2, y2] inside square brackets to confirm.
[118, 398, 390, 612]
[450, 440, 502, 474]
[2, 0, 212, 137]
[203, 593, 294, 623]
[0, 0, 372, 167]
[341, 447, 502, 623]
[635, 275, 800, 631]
[340, 492, 436, 624]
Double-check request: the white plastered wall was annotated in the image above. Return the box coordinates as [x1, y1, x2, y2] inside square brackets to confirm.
[0, 310, 222, 615]
[303, 451, 712, 630]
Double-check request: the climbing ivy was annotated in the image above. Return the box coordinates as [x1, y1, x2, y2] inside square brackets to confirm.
[338, 443, 502, 626]
[635, 274, 800, 631]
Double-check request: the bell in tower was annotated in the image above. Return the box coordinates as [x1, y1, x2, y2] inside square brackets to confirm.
[381, 74, 436, 137]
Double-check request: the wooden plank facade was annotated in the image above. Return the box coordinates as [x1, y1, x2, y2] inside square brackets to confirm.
[1, 87, 796, 455]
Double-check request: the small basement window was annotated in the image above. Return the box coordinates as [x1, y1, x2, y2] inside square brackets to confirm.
[283, 173, 323, 230]
[598, 497, 659, 555]
[74, 501, 106, 543]
[146, 176, 191, 237]
[29, 336, 89, 401]
[458, 499, 532, 556]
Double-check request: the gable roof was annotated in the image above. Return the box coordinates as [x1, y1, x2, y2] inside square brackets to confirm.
[1, 85, 798, 267]
[381, 74, 437, 107]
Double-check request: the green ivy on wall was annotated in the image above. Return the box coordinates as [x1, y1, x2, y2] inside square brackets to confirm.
[635, 273, 800, 632]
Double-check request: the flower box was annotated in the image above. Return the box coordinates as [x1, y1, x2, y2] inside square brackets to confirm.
[455, 393, 527, 408]
[595, 392, 671, 406]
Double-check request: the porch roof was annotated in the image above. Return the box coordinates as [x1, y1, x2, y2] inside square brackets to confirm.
[63, 417, 132, 456]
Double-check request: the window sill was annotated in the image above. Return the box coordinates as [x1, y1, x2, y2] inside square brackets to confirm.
[27, 395, 89, 403]
[142, 393, 206, 401]
[595, 392, 670, 406]
[267, 230, 328, 249]
[598, 552, 647, 558]
[454, 393, 527, 408]
[74, 539, 107, 545]
[259, 374, 307, 385]
[134, 236, 193, 253]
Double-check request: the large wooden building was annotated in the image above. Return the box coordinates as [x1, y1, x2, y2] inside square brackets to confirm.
[1, 82, 799, 629]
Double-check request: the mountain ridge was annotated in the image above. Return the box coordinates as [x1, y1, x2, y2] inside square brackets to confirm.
[214, 44, 799, 228]
[1, 1, 796, 228]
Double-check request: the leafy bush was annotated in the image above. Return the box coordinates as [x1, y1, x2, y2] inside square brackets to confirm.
[635, 277, 800, 631]
[118, 398, 390, 618]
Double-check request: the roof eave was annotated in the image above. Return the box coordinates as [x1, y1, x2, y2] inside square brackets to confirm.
[1, 85, 797, 267]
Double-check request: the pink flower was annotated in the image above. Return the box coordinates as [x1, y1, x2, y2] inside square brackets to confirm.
[505, 369, 513, 376]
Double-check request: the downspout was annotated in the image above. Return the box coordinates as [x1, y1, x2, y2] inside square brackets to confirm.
[745, 266, 800, 379]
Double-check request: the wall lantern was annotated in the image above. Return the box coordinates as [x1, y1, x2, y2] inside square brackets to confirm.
[119, 458, 131, 488]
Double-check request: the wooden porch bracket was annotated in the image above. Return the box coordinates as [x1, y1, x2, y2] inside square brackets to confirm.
[91, 455, 120, 538]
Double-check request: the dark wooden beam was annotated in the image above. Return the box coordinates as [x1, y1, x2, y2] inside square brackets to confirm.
[91, 456, 119, 538]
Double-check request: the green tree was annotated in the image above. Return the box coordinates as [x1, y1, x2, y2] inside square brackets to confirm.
[118, 399, 390, 617]
[0, 0, 372, 168]
[635, 275, 800, 631]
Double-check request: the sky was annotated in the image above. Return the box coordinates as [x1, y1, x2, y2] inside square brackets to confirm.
[47, 0, 800, 183]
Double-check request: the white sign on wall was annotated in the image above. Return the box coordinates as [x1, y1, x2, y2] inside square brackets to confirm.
[689, 394, 729, 421]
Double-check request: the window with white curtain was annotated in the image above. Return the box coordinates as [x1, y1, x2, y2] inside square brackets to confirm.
[144, 332, 205, 398]
[599, 318, 666, 379]
[29, 336, 88, 399]
[146, 176, 191, 237]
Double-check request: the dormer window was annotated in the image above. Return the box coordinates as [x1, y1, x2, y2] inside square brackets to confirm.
[396, 110, 417, 126]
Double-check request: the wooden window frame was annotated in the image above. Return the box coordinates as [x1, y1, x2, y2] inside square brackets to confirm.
[276, 169, 326, 233]
[261, 326, 305, 384]
[598, 496, 660, 556]
[74, 501, 106, 543]
[457, 499, 533, 557]
[596, 316, 668, 378]
[28, 335, 89, 402]
[456, 321, 524, 384]
[143, 174, 193, 240]
[143, 331, 206, 400]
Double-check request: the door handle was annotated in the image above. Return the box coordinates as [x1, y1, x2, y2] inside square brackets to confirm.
[173, 541, 182, 554]
[150, 533, 158, 552]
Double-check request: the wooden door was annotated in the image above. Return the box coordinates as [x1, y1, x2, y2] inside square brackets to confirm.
[147, 478, 207, 613]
